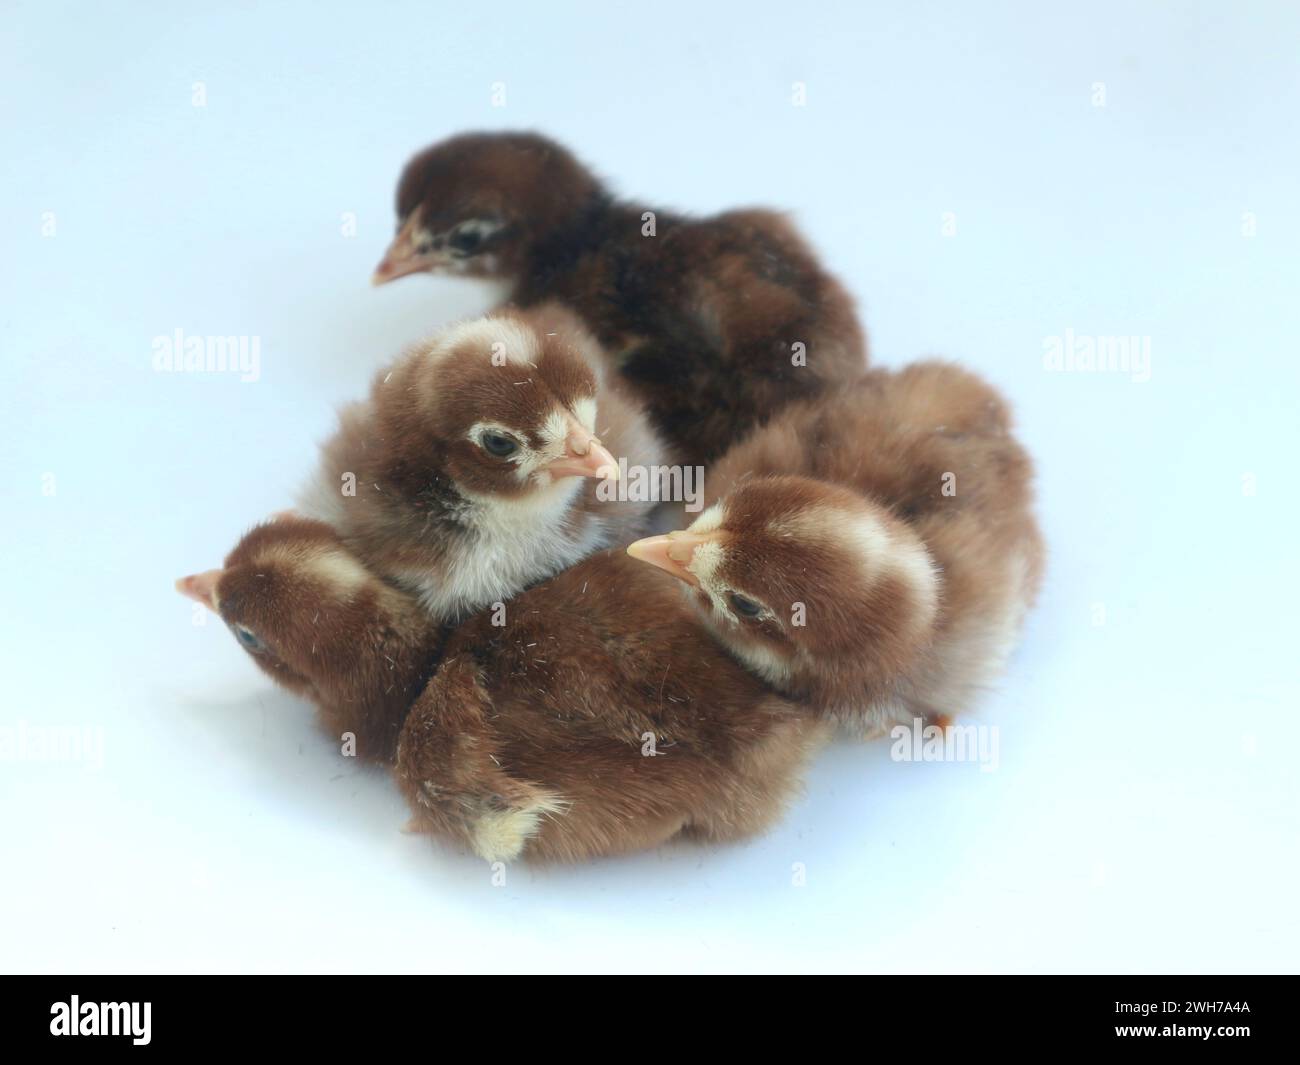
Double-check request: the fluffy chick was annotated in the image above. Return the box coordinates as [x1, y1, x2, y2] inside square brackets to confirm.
[373, 130, 867, 463]
[175, 517, 442, 762]
[627, 362, 1044, 733]
[300, 303, 667, 621]
[397, 548, 828, 863]
[179, 519, 828, 863]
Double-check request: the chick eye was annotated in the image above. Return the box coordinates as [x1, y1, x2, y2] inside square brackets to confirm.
[232, 623, 266, 653]
[448, 226, 485, 254]
[480, 432, 520, 458]
[728, 592, 764, 619]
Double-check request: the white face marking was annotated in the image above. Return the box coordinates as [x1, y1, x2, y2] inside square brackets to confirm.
[683, 501, 776, 626]
[818, 506, 939, 634]
[687, 539, 725, 589]
[767, 505, 887, 563]
[428, 316, 539, 368]
[395, 208, 508, 276]
[251, 544, 370, 600]
[572, 397, 597, 433]
[448, 217, 507, 255]
[687, 577, 793, 691]
[531, 408, 581, 488]
[539, 408, 570, 450]
[766, 503, 939, 631]
[465, 405, 574, 489]
[466, 420, 534, 484]
[303, 551, 373, 595]
[687, 501, 726, 536]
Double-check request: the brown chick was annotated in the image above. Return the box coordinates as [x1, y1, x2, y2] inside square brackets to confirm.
[397, 548, 830, 863]
[300, 302, 668, 622]
[626, 362, 1044, 733]
[175, 517, 442, 763]
[372, 130, 867, 463]
[178, 518, 828, 863]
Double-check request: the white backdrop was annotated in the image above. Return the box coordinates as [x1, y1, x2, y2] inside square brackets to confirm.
[2, 0, 1297, 973]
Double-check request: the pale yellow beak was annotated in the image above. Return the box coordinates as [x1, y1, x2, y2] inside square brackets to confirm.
[175, 569, 223, 611]
[545, 421, 620, 481]
[372, 214, 434, 286]
[626, 531, 714, 587]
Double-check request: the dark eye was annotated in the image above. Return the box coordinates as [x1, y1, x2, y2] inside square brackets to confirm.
[448, 226, 485, 254]
[729, 592, 764, 618]
[480, 432, 519, 458]
[232, 623, 265, 653]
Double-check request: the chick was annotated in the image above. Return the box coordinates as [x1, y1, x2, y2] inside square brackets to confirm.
[627, 362, 1044, 733]
[178, 518, 827, 863]
[300, 303, 667, 621]
[175, 516, 442, 762]
[396, 548, 829, 862]
[372, 131, 867, 462]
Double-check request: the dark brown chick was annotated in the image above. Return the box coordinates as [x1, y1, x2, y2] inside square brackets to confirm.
[372, 131, 867, 463]
[627, 362, 1044, 733]
[175, 517, 442, 763]
[178, 520, 828, 863]
[300, 302, 667, 621]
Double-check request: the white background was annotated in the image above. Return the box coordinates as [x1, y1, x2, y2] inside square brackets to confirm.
[3, 0, 1297, 974]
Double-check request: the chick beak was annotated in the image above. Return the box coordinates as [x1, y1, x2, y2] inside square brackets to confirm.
[175, 569, 222, 612]
[372, 215, 431, 286]
[544, 425, 620, 481]
[626, 532, 712, 587]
